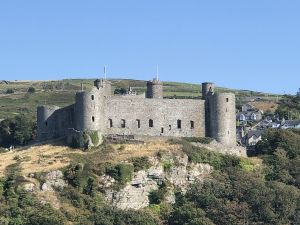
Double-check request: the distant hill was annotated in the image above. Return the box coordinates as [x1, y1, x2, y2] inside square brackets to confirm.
[0, 78, 280, 120]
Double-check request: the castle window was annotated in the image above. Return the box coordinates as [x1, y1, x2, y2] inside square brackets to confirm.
[169, 125, 171, 130]
[226, 98, 229, 102]
[121, 119, 126, 128]
[109, 119, 113, 128]
[45, 121, 48, 126]
[228, 130, 230, 135]
[161, 128, 164, 133]
[149, 119, 153, 128]
[91, 95, 94, 100]
[92, 116, 95, 122]
[136, 119, 141, 128]
[177, 120, 182, 129]
[190, 121, 194, 129]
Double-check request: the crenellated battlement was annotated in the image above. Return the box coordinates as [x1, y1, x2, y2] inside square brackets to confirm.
[37, 78, 236, 146]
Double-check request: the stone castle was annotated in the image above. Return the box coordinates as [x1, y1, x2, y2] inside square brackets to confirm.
[37, 78, 236, 146]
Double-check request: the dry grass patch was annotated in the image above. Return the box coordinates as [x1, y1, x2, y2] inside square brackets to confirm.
[0, 144, 85, 177]
[112, 140, 182, 162]
[250, 101, 278, 113]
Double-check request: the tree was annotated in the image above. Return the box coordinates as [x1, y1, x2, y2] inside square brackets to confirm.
[169, 203, 214, 225]
[0, 115, 36, 147]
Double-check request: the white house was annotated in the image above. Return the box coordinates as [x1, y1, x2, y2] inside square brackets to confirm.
[246, 130, 265, 146]
[237, 111, 262, 122]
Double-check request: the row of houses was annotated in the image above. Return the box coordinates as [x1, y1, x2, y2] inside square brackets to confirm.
[240, 119, 300, 147]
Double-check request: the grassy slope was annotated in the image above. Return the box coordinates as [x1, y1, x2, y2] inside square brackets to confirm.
[0, 139, 180, 178]
[0, 78, 280, 119]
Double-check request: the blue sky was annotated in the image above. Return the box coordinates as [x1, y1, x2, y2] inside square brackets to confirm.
[1, 1, 300, 94]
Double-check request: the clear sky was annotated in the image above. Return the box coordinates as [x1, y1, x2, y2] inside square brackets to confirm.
[1, 1, 300, 94]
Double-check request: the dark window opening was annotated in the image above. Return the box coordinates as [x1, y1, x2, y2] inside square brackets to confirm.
[177, 120, 182, 129]
[226, 98, 229, 102]
[169, 125, 171, 130]
[109, 119, 113, 128]
[45, 121, 48, 126]
[161, 128, 164, 133]
[91, 95, 94, 100]
[121, 119, 126, 128]
[136, 119, 141, 128]
[190, 121, 194, 129]
[149, 119, 153, 128]
[228, 130, 230, 135]
[92, 116, 95, 122]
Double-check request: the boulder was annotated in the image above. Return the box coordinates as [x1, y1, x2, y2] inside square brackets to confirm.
[23, 183, 36, 192]
[41, 170, 67, 192]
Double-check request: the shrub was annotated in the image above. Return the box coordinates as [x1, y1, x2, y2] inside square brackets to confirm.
[27, 87, 35, 93]
[5, 88, 14, 94]
[149, 189, 166, 205]
[131, 157, 151, 172]
[88, 131, 99, 146]
[106, 163, 134, 185]
[163, 161, 173, 172]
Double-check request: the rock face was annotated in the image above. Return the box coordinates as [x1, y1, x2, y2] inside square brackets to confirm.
[104, 153, 213, 210]
[192, 140, 247, 157]
[23, 183, 36, 192]
[41, 170, 67, 192]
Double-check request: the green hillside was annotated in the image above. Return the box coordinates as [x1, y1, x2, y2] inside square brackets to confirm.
[0, 79, 279, 120]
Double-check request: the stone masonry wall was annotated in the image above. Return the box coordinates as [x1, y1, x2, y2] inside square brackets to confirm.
[105, 97, 205, 137]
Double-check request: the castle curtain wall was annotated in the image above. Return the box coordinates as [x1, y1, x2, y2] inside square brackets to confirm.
[105, 97, 205, 137]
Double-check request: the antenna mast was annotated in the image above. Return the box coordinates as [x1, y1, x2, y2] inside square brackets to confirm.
[156, 65, 159, 81]
[104, 66, 107, 80]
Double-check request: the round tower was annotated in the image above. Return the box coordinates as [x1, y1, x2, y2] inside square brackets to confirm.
[208, 93, 236, 146]
[202, 82, 215, 100]
[37, 105, 60, 140]
[146, 78, 163, 99]
[75, 89, 102, 131]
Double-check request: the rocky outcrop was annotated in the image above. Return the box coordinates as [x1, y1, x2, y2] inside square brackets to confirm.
[192, 140, 247, 157]
[22, 182, 37, 192]
[104, 153, 213, 210]
[41, 170, 67, 192]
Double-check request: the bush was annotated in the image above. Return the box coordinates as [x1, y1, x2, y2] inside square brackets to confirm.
[106, 163, 134, 185]
[5, 88, 14, 94]
[149, 189, 167, 205]
[88, 131, 100, 146]
[131, 157, 151, 172]
[27, 87, 35, 93]
[163, 160, 173, 172]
